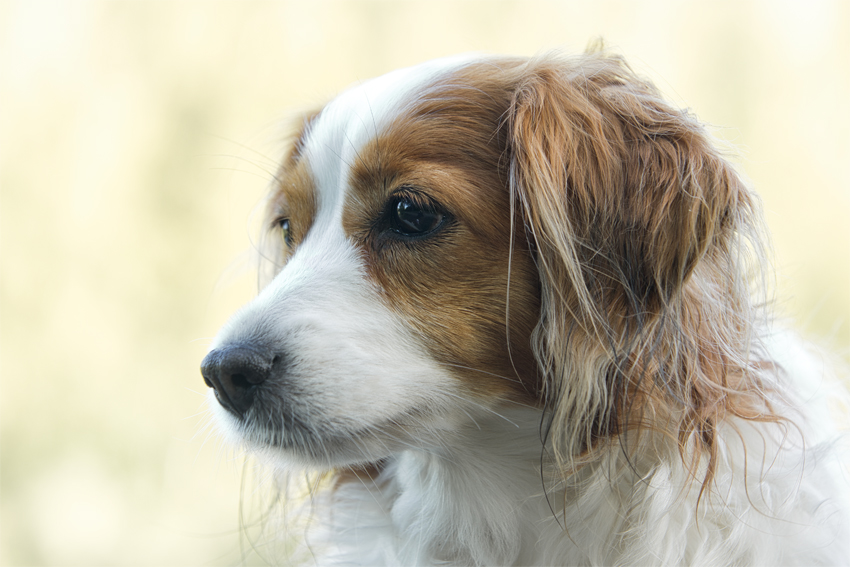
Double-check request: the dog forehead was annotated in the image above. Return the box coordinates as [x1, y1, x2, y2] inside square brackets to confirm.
[300, 55, 480, 212]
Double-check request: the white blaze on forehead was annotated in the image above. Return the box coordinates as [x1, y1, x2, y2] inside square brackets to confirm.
[301, 54, 480, 224]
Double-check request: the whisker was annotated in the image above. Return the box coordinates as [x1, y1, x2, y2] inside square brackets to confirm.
[435, 361, 525, 384]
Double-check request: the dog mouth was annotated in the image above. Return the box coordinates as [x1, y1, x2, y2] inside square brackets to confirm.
[207, 372, 456, 468]
[227, 398, 419, 468]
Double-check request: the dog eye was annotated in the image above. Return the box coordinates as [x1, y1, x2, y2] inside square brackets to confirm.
[391, 196, 445, 237]
[278, 218, 292, 247]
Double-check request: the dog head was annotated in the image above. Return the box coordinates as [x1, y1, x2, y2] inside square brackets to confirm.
[202, 51, 764, 474]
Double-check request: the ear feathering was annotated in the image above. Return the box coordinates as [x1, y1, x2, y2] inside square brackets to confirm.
[506, 51, 778, 484]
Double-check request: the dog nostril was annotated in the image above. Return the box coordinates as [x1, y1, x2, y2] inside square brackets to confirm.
[231, 373, 250, 389]
[200, 344, 275, 418]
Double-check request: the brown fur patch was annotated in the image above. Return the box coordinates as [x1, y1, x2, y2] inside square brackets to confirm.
[334, 461, 386, 490]
[341, 61, 542, 404]
[265, 112, 320, 271]
[505, 52, 777, 484]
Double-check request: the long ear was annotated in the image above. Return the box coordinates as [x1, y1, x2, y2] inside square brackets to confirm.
[507, 52, 769, 476]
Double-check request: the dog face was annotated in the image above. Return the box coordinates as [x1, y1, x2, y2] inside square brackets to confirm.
[203, 52, 758, 474]
[202, 56, 541, 468]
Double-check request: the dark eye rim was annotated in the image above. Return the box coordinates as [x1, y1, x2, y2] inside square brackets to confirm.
[384, 188, 450, 240]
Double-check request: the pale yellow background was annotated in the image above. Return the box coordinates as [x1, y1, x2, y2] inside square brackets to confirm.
[1, 1, 848, 565]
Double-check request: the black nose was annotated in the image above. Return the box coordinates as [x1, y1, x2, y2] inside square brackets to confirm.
[201, 344, 274, 418]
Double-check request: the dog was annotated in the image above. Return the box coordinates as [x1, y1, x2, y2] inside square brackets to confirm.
[201, 50, 850, 565]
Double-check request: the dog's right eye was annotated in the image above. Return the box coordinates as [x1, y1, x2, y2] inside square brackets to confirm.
[388, 193, 446, 238]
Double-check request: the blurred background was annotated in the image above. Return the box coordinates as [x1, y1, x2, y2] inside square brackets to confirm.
[1, 1, 848, 565]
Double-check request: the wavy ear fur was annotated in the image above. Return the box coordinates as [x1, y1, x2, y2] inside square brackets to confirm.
[507, 52, 774, 481]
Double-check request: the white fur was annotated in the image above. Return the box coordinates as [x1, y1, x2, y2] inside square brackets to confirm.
[210, 227, 463, 468]
[207, 56, 850, 566]
[296, 369, 850, 566]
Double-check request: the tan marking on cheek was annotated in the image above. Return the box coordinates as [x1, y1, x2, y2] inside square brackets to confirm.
[341, 60, 542, 403]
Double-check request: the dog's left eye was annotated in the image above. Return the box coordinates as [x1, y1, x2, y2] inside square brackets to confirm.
[390, 195, 445, 237]
[278, 218, 292, 247]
